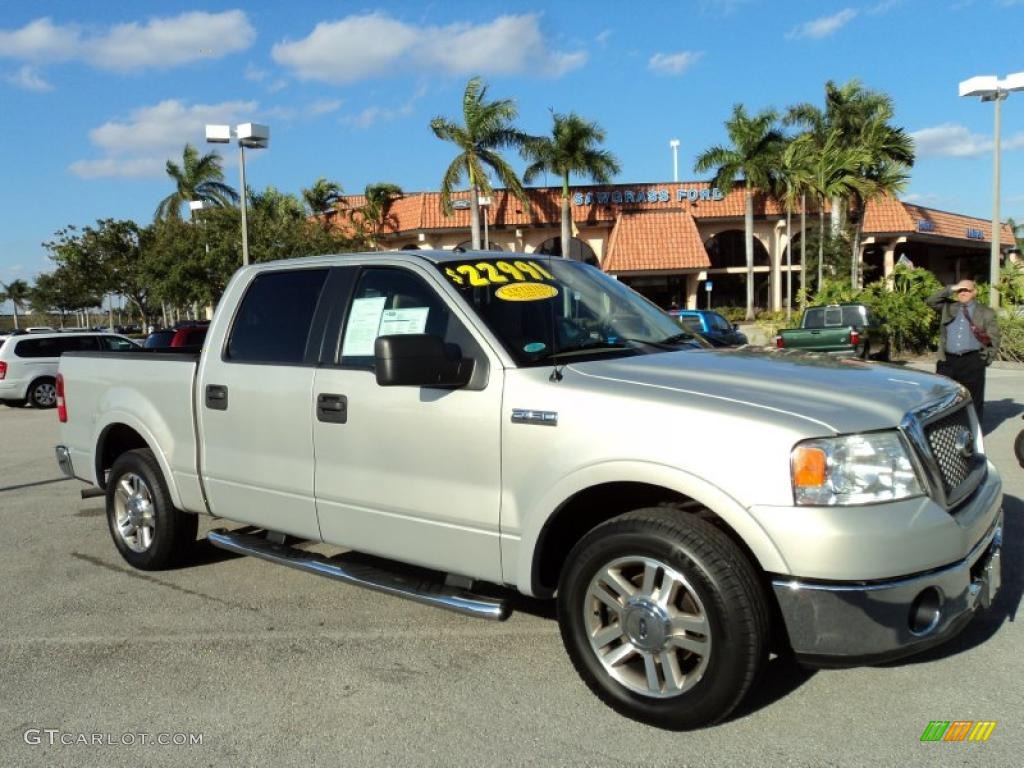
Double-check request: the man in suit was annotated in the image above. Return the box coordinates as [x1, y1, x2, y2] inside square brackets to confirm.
[927, 279, 1000, 420]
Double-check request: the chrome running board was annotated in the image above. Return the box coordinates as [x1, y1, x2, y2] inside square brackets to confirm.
[207, 529, 510, 621]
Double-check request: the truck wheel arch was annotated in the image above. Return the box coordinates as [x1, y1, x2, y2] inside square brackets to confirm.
[94, 420, 184, 510]
[522, 465, 789, 599]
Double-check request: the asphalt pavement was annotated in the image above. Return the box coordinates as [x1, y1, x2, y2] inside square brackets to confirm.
[0, 366, 1021, 767]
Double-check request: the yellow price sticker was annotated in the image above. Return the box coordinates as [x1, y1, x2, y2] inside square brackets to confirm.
[494, 283, 559, 302]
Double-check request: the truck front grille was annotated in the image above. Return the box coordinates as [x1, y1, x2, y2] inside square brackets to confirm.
[924, 407, 975, 495]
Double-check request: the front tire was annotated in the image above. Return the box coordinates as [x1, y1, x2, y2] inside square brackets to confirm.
[105, 448, 198, 570]
[1015, 428, 1024, 468]
[557, 508, 768, 730]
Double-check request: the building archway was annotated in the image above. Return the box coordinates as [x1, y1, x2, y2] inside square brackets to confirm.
[703, 230, 770, 310]
[535, 236, 598, 265]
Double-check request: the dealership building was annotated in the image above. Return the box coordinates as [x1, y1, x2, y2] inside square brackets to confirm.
[332, 181, 1016, 311]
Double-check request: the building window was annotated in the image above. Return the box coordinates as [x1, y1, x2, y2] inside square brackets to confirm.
[535, 236, 597, 265]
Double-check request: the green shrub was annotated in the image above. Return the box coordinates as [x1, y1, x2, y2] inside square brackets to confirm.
[997, 309, 1024, 362]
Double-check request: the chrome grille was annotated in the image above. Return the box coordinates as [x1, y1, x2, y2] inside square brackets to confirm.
[923, 407, 974, 495]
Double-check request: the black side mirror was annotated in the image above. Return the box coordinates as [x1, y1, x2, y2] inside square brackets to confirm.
[374, 334, 474, 388]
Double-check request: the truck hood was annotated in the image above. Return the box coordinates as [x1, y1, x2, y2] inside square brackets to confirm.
[569, 347, 959, 435]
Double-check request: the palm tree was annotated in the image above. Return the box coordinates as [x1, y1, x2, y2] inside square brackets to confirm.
[522, 111, 621, 259]
[694, 105, 785, 320]
[302, 177, 344, 221]
[154, 144, 238, 222]
[775, 139, 815, 320]
[0, 279, 31, 329]
[359, 183, 403, 250]
[789, 129, 873, 292]
[430, 76, 531, 250]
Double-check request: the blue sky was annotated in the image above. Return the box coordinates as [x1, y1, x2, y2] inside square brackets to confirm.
[2, 0, 1024, 304]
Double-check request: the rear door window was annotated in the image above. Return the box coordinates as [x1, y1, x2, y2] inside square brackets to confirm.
[226, 269, 329, 364]
[101, 336, 137, 351]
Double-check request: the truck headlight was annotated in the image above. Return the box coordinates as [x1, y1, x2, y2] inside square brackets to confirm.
[791, 431, 923, 506]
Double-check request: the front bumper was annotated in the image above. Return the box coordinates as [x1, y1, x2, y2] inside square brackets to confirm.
[774, 511, 1003, 666]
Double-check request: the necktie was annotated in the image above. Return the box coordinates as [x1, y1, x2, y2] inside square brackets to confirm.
[961, 304, 971, 323]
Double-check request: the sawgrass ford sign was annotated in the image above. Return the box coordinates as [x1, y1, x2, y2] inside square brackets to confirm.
[573, 186, 725, 206]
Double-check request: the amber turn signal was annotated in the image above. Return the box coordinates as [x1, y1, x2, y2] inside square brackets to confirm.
[792, 445, 827, 487]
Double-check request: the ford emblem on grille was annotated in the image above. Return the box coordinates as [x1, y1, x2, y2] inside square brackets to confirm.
[954, 427, 974, 458]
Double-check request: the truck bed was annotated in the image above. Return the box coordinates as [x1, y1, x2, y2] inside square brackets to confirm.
[58, 349, 205, 514]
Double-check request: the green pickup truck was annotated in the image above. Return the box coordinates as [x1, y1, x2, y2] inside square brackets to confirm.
[775, 303, 889, 360]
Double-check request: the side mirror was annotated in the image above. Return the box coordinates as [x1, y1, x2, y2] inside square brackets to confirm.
[374, 334, 474, 388]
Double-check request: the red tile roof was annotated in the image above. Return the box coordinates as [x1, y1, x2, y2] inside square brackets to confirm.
[603, 210, 710, 273]
[327, 185, 1013, 247]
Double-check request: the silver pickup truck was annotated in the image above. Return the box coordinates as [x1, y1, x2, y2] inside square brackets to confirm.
[55, 251, 1003, 730]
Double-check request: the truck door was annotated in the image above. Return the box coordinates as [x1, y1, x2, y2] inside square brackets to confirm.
[196, 267, 330, 540]
[311, 263, 504, 581]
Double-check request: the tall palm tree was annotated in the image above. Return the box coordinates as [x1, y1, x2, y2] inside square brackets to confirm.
[431, 76, 531, 250]
[775, 139, 815, 320]
[846, 118, 912, 286]
[522, 111, 621, 259]
[0, 279, 31, 329]
[154, 144, 238, 222]
[302, 177, 344, 218]
[359, 183, 403, 250]
[789, 129, 873, 291]
[695, 105, 785, 320]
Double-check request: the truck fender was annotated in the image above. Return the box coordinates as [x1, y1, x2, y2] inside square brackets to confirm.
[92, 410, 186, 512]
[512, 460, 790, 597]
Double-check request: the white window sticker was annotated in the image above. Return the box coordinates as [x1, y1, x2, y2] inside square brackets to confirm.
[379, 307, 429, 336]
[341, 296, 387, 356]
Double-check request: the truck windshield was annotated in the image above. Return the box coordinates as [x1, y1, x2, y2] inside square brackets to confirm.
[435, 257, 690, 366]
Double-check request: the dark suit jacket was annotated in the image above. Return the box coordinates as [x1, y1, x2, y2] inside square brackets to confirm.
[927, 288, 1001, 364]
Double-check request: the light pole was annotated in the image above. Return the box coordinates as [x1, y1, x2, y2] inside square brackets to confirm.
[205, 123, 270, 267]
[669, 139, 680, 182]
[479, 195, 491, 250]
[959, 72, 1024, 309]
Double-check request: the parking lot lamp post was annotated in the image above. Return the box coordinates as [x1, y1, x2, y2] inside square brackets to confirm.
[959, 72, 1024, 309]
[479, 196, 491, 250]
[204, 123, 270, 267]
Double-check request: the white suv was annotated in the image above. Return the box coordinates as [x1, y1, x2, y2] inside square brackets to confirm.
[0, 331, 138, 408]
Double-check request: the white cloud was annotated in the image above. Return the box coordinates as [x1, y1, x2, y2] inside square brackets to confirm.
[308, 99, 342, 116]
[0, 17, 79, 62]
[71, 98, 258, 179]
[648, 51, 703, 76]
[5, 64, 53, 91]
[341, 86, 425, 129]
[267, 78, 288, 93]
[68, 156, 167, 179]
[272, 13, 585, 84]
[244, 63, 267, 82]
[786, 9, 858, 40]
[0, 12, 254, 71]
[911, 122, 1024, 157]
[596, 29, 612, 46]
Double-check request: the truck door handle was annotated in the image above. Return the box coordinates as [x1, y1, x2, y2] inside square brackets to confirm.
[317, 393, 347, 424]
[206, 384, 228, 411]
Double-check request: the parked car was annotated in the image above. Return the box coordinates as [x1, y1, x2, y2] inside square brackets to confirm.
[669, 309, 747, 347]
[56, 251, 1002, 729]
[775, 303, 889, 359]
[144, 322, 208, 349]
[0, 331, 138, 408]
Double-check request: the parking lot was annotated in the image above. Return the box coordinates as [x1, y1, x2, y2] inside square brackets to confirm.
[1, 365, 1022, 768]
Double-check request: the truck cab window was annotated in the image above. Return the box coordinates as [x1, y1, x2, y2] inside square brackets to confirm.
[339, 267, 463, 367]
[227, 269, 328, 364]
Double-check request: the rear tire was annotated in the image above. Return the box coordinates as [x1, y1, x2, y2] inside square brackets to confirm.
[28, 378, 57, 408]
[557, 508, 768, 730]
[1014, 428, 1024, 468]
[105, 448, 197, 570]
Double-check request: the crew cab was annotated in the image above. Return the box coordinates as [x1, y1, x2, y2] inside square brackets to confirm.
[55, 251, 1003, 730]
[775, 303, 888, 359]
